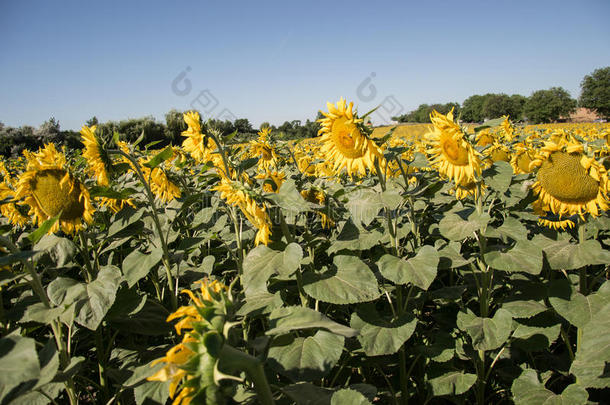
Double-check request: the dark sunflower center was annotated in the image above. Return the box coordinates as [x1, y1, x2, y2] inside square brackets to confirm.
[331, 117, 364, 159]
[441, 136, 469, 165]
[32, 169, 85, 220]
[538, 152, 599, 203]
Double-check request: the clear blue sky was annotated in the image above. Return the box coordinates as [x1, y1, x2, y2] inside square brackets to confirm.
[1, 0, 609, 130]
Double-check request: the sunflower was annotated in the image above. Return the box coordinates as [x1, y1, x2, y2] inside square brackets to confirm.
[249, 127, 278, 172]
[213, 177, 272, 245]
[14, 144, 94, 234]
[475, 128, 495, 147]
[426, 109, 483, 185]
[148, 279, 229, 405]
[484, 142, 511, 166]
[181, 111, 218, 164]
[530, 137, 609, 219]
[256, 170, 286, 193]
[317, 98, 384, 177]
[80, 125, 111, 186]
[500, 116, 515, 141]
[301, 188, 334, 228]
[452, 180, 486, 201]
[140, 161, 181, 203]
[510, 142, 536, 174]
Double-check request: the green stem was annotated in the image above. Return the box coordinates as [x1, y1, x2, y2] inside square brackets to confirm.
[78, 231, 95, 282]
[228, 207, 244, 274]
[109, 149, 177, 310]
[279, 215, 307, 307]
[220, 345, 276, 405]
[95, 326, 109, 402]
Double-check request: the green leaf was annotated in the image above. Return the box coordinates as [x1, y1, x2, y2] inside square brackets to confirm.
[495, 216, 528, 242]
[328, 220, 383, 253]
[474, 117, 505, 132]
[345, 188, 383, 227]
[438, 241, 472, 269]
[439, 211, 490, 241]
[483, 161, 513, 194]
[142, 146, 173, 169]
[89, 185, 137, 200]
[428, 371, 477, 396]
[242, 244, 303, 296]
[512, 369, 588, 404]
[27, 214, 60, 244]
[302, 255, 380, 304]
[570, 301, 610, 388]
[485, 241, 543, 275]
[457, 309, 513, 351]
[548, 279, 610, 328]
[502, 300, 548, 319]
[511, 317, 561, 352]
[0, 334, 40, 388]
[377, 245, 439, 289]
[133, 379, 170, 405]
[34, 234, 77, 267]
[268, 330, 344, 382]
[266, 306, 358, 337]
[350, 306, 417, 356]
[107, 206, 144, 238]
[281, 383, 376, 405]
[268, 179, 309, 216]
[331, 389, 373, 405]
[122, 248, 163, 288]
[0, 250, 38, 267]
[535, 237, 610, 270]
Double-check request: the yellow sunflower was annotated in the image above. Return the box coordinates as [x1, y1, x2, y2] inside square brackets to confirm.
[256, 170, 286, 193]
[181, 111, 218, 164]
[317, 98, 384, 177]
[426, 109, 482, 185]
[80, 125, 110, 186]
[213, 178, 272, 246]
[301, 188, 334, 228]
[500, 116, 515, 141]
[530, 137, 609, 219]
[484, 142, 511, 166]
[452, 180, 486, 201]
[249, 127, 278, 172]
[475, 128, 495, 147]
[510, 142, 536, 174]
[140, 161, 181, 203]
[14, 144, 94, 234]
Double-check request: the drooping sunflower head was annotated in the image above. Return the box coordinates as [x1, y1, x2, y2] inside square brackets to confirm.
[317, 98, 384, 177]
[181, 111, 218, 164]
[484, 142, 512, 166]
[530, 137, 609, 219]
[80, 125, 111, 186]
[256, 170, 286, 193]
[500, 116, 515, 141]
[15, 144, 94, 234]
[510, 142, 536, 175]
[475, 128, 495, 147]
[426, 109, 482, 185]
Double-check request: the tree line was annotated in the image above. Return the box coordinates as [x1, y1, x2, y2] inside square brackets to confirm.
[393, 66, 610, 124]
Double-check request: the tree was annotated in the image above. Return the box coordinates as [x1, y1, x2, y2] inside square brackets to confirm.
[86, 116, 99, 127]
[523, 87, 577, 123]
[579, 66, 610, 120]
[480, 94, 527, 121]
[165, 109, 188, 144]
[461, 95, 490, 122]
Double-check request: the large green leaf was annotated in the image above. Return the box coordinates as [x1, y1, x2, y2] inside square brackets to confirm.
[345, 188, 383, 227]
[548, 279, 610, 328]
[268, 330, 344, 382]
[495, 216, 528, 242]
[512, 369, 588, 404]
[328, 220, 383, 253]
[428, 371, 477, 396]
[534, 236, 610, 270]
[0, 334, 40, 388]
[302, 255, 380, 304]
[47, 266, 121, 330]
[570, 301, 610, 388]
[350, 306, 417, 356]
[438, 241, 472, 270]
[457, 309, 513, 351]
[122, 248, 163, 288]
[142, 146, 173, 169]
[266, 306, 358, 337]
[242, 244, 303, 296]
[281, 383, 376, 405]
[330, 389, 373, 405]
[483, 161, 513, 194]
[377, 245, 439, 289]
[34, 234, 77, 266]
[439, 211, 490, 241]
[485, 241, 543, 275]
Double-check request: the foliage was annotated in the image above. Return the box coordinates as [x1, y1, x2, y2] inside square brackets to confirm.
[523, 87, 577, 123]
[393, 102, 460, 123]
[1, 111, 610, 405]
[579, 66, 610, 120]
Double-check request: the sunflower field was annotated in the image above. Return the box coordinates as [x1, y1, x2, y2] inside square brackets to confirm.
[1, 99, 610, 405]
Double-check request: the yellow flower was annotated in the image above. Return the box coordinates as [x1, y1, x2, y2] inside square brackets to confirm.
[426, 109, 482, 185]
[500, 116, 515, 141]
[80, 125, 110, 186]
[139, 156, 181, 203]
[14, 144, 94, 234]
[213, 178, 272, 245]
[452, 180, 486, 201]
[475, 128, 495, 146]
[0, 182, 29, 227]
[249, 127, 278, 172]
[301, 188, 334, 228]
[317, 98, 384, 177]
[256, 170, 286, 193]
[530, 136, 609, 219]
[510, 142, 536, 175]
[181, 111, 218, 164]
[147, 279, 228, 405]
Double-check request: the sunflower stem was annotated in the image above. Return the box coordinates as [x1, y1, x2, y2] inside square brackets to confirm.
[108, 149, 177, 310]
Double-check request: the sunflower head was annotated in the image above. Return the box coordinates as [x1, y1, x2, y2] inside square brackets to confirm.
[80, 125, 111, 186]
[317, 98, 384, 177]
[426, 109, 482, 185]
[15, 144, 94, 234]
[530, 137, 609, 219]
